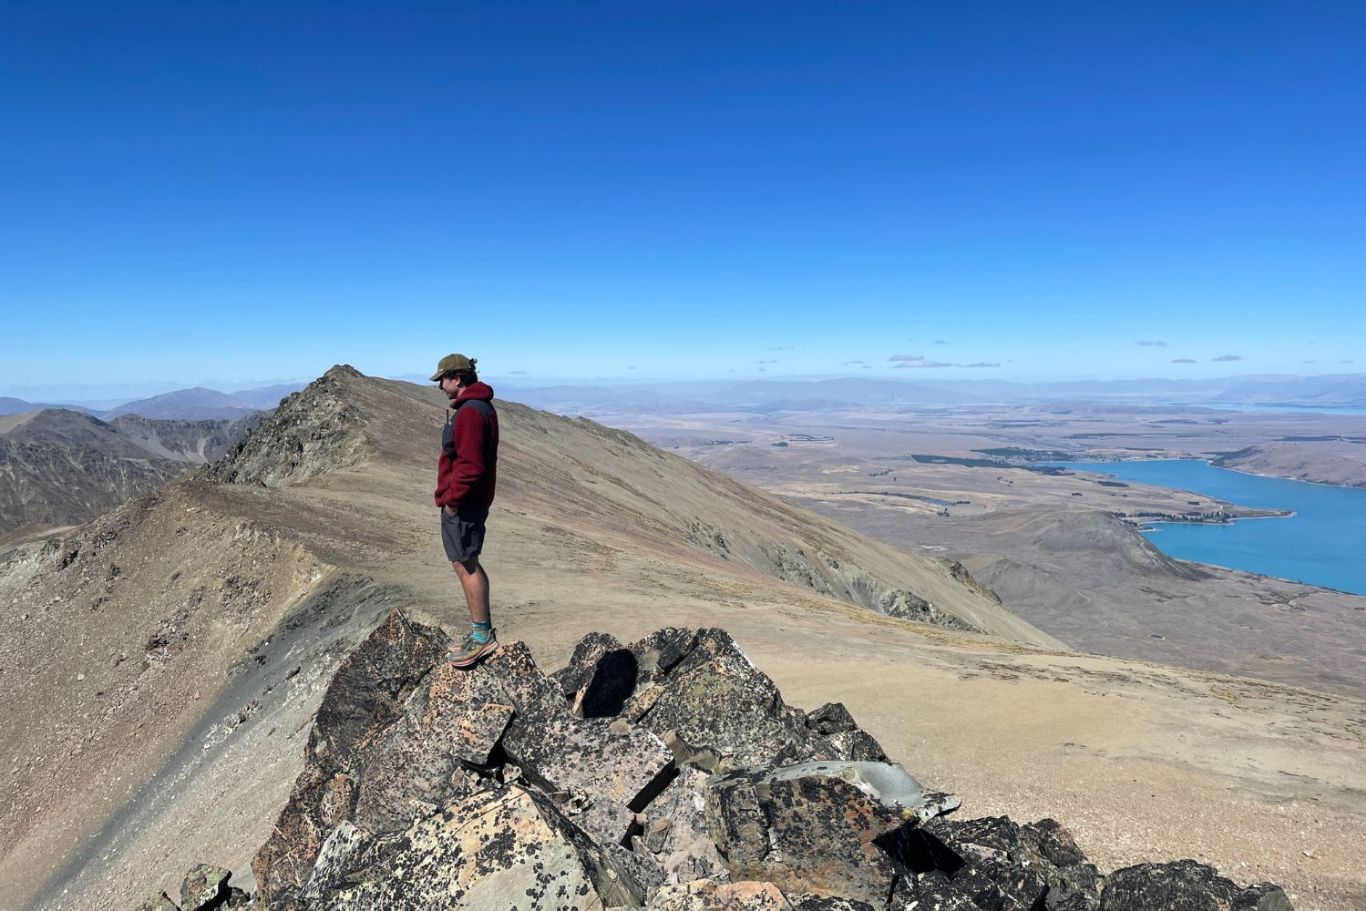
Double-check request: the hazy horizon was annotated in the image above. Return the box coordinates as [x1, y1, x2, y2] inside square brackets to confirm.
[7, 367, 1366, 409]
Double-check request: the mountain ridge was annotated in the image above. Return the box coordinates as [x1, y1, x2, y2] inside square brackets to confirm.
[4, 366, 1364, 909]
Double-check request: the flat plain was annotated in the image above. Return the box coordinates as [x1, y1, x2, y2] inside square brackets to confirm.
[608, 401, 1366, 699]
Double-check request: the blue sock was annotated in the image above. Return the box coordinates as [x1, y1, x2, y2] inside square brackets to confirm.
[471, 619, 492, 644]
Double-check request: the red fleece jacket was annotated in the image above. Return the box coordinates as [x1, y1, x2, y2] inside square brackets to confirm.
[434, 382, 499, 510]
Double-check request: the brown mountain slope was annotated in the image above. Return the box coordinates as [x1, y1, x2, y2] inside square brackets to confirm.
[205, 365, 1056, 645]
[0, 409, 257, 543]
[1, 366, 1363, 910]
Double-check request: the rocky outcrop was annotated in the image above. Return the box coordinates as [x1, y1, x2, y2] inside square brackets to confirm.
[759, 543, 985, 634]
[203, 365, 367, 487]
[139, 612, 1292, 910]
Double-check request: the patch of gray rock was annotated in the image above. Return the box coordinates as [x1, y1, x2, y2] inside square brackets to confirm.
[137, 609, 1293, 910]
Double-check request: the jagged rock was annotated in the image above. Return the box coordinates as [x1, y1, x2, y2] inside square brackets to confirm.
[635, 767, 729, 883]
[555, 628, 705, 719]
[637, 637, 831, 769]
[553, 631, 638, 717]
[638, 635, 802, 769]
[204, 364, 365, 487]
[180, 864, 231, 910]
[1232, 884, 1296, 911]
[1099, 860, 1292, 910]
[944, 858, 1049, 910]
[493, 641, 676, 845]
[805, 702, 858, 735]
[704, 762, 933, 906]
[308, 785, 644, 909]
[350, 661, 509, 833]
[134, 894, 180, 911]
[300, 821, 372, 904]
[132, 617, 1288, 911]
[889, 871, 983, 910]
[258, 612, 679, 907]
[1020, 819, 1103, 909]
[913, 815, 1100, 911]
[647, 879, 792, 910]
[252, 608, 449, 906]
[802, 705, 888, 762]
[557, 628, 889, 769]
[605, 839, 672, 896]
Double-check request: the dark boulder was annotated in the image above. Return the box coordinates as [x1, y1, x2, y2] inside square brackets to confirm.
[786, 895, 878, 911]
[1100, 860, 1292, 911]
[705, 761, 951, 906]
[913, 815, 1100, 911]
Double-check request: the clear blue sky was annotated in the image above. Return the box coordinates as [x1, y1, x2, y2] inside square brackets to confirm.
[3, 1, 1364, 398]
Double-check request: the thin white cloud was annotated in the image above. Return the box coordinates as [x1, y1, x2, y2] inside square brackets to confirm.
[1212, 354, 1246, 362]
[962, 362, 999, 368]
[1170, 358, 1198, 364]
[1137, 340, 1168, 347]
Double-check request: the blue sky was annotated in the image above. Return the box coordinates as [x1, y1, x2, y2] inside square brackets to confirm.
[3, 1, 1364, 398]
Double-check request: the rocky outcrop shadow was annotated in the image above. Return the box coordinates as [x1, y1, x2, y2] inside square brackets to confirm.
[137, 610, 1294, 910]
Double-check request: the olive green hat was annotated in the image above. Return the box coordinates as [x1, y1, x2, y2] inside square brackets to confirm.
[430, 353, 476, 381]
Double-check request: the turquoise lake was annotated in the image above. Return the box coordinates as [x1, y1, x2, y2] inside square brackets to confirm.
[1052, 460, 1366, 595]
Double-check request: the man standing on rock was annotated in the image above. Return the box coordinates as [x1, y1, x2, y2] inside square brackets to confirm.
[431, 353, 500, 667]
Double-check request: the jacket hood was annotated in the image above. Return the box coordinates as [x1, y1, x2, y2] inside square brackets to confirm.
[453, 382, 495, 404]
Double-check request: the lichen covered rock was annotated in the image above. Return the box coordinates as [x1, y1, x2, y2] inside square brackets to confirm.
[647, 879, 793, 910]
[319, 786, 643, 910]
[252, 607, 449, 905]
[1099, 860, 1292, 911]
[704, 762, 935, 906]
[135, 617, 1289, 911]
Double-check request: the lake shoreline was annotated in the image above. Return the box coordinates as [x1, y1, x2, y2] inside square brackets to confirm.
[1049, 458, 1366, 596]
[1063, 455, 1366, 491]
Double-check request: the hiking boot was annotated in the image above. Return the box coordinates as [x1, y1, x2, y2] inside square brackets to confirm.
[448, 631, 498, 669]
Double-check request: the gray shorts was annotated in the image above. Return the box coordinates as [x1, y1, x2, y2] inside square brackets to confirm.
[440, 506, 488, 563]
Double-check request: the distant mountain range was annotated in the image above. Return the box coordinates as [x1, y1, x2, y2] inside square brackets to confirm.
[0, 382, 303, 420]
[4, 372, 1363, 423]
[494, 372, 1366, 413]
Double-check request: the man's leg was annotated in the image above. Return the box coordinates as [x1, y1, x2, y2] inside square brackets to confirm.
[452, 556, 490, 624]
[448, 556, 496, 667]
